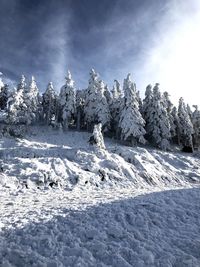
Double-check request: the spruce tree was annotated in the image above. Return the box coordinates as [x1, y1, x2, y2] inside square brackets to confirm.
[76, 89, 86, 131]
[192, 105, 200, 149]
[110, 80, 123, 139]
[7, 86, 25, 124]
[23, 76, 40, 124]
[59, 71, 76, 131]
[84, 69, 110, 131]
[146, 83, 171, 150]
[163, 91, 177, 140]
[119, 74, 146, 146]
[178, 97, 194, 151]
[0, 72, 4, 92]
[42, 82, 57, 125]
[0, 84, 9, 110]
[142, 84, 153, 135]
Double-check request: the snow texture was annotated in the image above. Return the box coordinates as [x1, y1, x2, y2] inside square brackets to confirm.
[0, 127, 200, 266]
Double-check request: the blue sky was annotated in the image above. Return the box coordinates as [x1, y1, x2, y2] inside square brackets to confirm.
[0, 0, 200, 105]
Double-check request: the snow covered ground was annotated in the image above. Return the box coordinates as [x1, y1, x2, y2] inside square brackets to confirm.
[0, 126, 200, 266]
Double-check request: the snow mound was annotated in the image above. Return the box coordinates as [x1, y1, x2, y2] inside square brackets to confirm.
[0, 126, 200, 190]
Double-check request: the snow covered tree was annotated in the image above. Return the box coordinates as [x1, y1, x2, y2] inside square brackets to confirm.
[88, 123, 105, 149]
[192, 105, 200, 149]
[17, 74, 26, 92]
[111, 79, 123, 99]
[178, 97, 194, 152]
[7, 75, 40, 125]
[6, 86, 25, 124]
[6, 75, 28, 124]
[171, 106, 181, 145]
[0, 72, 4, 92]
[59, 71, 76, 131]
[76, 89, 86, 131]
[142, 84, 153, 134]
[163, 91, 177, 140]
[187, 104, 192, 119]
[146, 83, 171, 150]
[42, 82, 57, 125]
[119, 74, 146, 146]
[136, 90, 143, 113]
[104, 85, 112, 106]
[0, 83, 9, 110]
[23, 76, 40, 124]
[84, 69, 110, 131]
[110, 80, 123, 139]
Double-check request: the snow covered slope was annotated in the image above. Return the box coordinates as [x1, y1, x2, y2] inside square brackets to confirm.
[0, 126, 200, 266]
[1, 126, 200, 191]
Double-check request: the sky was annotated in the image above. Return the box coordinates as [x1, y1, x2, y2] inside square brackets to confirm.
[0, 0, 200, 106]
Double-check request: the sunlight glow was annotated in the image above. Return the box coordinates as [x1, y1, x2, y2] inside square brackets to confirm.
[142, 1, 200, 106]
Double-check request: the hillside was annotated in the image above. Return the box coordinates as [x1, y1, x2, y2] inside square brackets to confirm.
[0, 127, 200, 266]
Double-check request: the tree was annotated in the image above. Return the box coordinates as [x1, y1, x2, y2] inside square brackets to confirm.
[84, 69, 110, 131]
[178, 97, 194, 152]
[163, 91, 177, 140]
[104, 85, 112, 106]
[7, 86, 25, 124]
[110, 80, 123, 139]
[76, 89, 86, 131]
[142, 84, 153, 136]
[111, 79, 123, 99]
[23, 76, 40, 124]
[192, 105, 200, 149]
[0, 72, 4, 92]
[17, 74, 26, 92]
[42, 82, 57, 125]
[187, 104, 192, 119]
[6, 75, 28, 124]
[171, 106, 181, 145]
[146, 83, 171, 150]
[59, 71, 76, 131]
[88, 123, 105, 149]
[119, 74, 146, 146]
[0, 83, 9, 110]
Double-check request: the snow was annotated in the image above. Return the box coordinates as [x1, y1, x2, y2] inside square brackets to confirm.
[0, 126, 200, 266]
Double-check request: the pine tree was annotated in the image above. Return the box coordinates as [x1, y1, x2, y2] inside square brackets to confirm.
[88, 123, 105, 149]
[111, 79, 123, 98]
[0, 84, 9, 110]
[178, 97, 194, 151]
[119, 74, 146, 146]
[6, 75, 28, 124]
[7, 86, 25, 124]
[142, 84, 153, 135]
[23, 76, 40, 124]
[59, 71, 76, 131]
[84, 69, 110, 131]
[163, 91, 177, 140]
[76, 89, 86, 131]
[146, 83, 171, 150]
[110, 80, 123, 139]
[42, 82, 57, 125]
[171, 106, 181, 145]
[104, 85, 112, 106]
[0, 72, 4, 92]
[192, 105, 200, 149]
[187, 104, 192, 119]
[17, 75, 26, 92]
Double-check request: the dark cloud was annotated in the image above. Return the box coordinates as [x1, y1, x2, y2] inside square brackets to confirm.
[0, 0, 199, 105]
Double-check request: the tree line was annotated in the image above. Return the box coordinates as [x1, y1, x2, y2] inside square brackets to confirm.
[0, 70, 199, 152]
